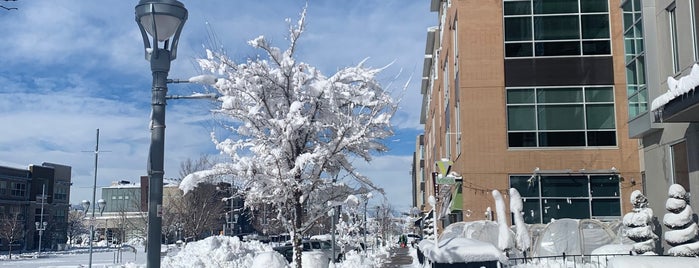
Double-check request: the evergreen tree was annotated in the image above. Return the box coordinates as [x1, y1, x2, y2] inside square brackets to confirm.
[663, 184, 699, 256]
[622, 190, 657, 254]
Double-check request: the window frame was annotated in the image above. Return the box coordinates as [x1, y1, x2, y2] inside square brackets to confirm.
[668, 3, 680, 73]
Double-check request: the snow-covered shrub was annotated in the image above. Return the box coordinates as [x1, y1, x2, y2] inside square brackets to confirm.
[622, 190, 657, 254]
[663, 184, 699, 256]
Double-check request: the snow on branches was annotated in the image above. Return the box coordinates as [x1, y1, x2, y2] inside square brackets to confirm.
[622, 190, 657, 254]
[186, 7, 398, 267]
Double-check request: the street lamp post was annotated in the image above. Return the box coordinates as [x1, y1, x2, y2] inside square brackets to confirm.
[82, 198, 106, 268]
[135, 1, 187, 267]
[35, 184, 47, 255]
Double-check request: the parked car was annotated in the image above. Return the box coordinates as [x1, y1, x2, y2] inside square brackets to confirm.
[272, 240, 342, 263]
[272, 245, 294, 263]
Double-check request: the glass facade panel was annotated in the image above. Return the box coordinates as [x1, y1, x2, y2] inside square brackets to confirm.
[509, 132, 538, 147]
[507, 88, 535, 104]
[508, 106, 536, 130]
[538, 105, 584, 130]
[510, 176, 540, 197]
[581, 15, 610, 39]
[592, 199, 621, 217]
[505, 1, 531, 15]
[505, 0, 611, 58]
[539, 131, 586, 146]
[541, 176, 589, 197]
[590, 175, 619, 197]
[533, 0, 578, 14]
[585, 87, 613, 102]
[586, 104, 615, 129]
[543, 199, 591, 222]
[511, 174, 620, 224]
[587, 131, 616, 146]
[505, 17, 533, 41]
[537, 88, 582, 103]
[506, 43, 534, 57]
[583, 40, 611, 55]
[580, 0, 608, 13]
[535, 41, 580, 56]
[534, 16, 580, 40]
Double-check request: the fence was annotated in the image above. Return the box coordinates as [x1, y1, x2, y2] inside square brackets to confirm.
[505, 253, 633, 268]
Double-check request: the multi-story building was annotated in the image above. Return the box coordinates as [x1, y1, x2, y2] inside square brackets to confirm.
[0, 162, 71, 251]
[416, 0, 643, 229]
[624, 0, 699, 253]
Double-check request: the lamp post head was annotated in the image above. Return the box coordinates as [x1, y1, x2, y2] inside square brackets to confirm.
[97, 199, 107, 215]
[135, 0, 188, 61]
[81, 200, 91, 213]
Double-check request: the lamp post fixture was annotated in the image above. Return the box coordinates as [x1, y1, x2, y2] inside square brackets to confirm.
[135, 1, 187, 267]
[81, 198, 106, 268]
[35, 184, 47, 255]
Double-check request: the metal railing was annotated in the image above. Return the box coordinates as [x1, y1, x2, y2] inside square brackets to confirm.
[505, 253, 632, 268]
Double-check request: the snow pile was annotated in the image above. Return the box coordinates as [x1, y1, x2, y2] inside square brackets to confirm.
[161, 235, 273, 267]
[492, 190, 514, 251]
[663, 184, 699, 256]
[510, 188, 531, 252]
[622, 190, 657, 254]
[418, 237, 508, 264]
[251, 251, 288, 268]
[651, 64, 699, 112]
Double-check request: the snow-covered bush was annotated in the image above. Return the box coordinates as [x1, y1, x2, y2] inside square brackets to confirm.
[663, 184, 699, 256]
[509, 188, 531, 252]
[622, 190, 657, 254]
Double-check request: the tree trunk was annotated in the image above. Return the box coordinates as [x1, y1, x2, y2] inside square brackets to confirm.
[293, 190, 304, 268]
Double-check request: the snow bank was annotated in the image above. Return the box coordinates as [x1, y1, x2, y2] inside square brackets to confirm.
[418, 237, 507, 264]
[161, 235, 273, 268]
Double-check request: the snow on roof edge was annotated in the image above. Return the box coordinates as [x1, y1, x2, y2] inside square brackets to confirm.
[651, 64, 699, 112]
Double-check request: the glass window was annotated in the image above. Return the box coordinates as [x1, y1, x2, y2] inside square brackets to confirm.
[510, 176, 540, 197]
[586, 104, 615, 129]
[539, 131, 586, 146]
[542, 199, 590, 222]
[581, 15, 610, 39]
[583, 41, 611, 55]
[508, 106, 536, 130]
[505, 17, 533, 41]
[581, 0, 608, 13]
[587, 131, 616, 146]
[585, 87, 614, 102]
[538, 105, 584, 130]
[509, 132, 538, 147]
[537, 88, 583, 103]
[541, 176, 589, 197]
[506, 43, 534, 57]
[533, 0, 578, 14]
[534, 16, 580, 40]
[535, 41, 581, 56]
[590, 175, 619, 197]
[669, 5, 680, 73]
[507, 88, 535, 104]
[505, 1, 531, 15]
[592, 199, 621, 217]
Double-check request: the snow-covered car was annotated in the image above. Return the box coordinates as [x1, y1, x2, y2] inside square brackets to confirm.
[303, 239, 342, 262]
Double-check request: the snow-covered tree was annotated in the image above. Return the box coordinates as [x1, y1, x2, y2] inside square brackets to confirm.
[492, 190, 514, 251]
[622, 190, 657, 254]
[663, 184, 699, 256]
[184, 9, 397, 267]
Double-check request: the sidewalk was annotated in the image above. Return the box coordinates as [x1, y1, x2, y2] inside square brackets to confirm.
[380, 246, 414, 267]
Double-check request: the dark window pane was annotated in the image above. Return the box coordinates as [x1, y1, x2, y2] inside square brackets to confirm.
[535, 41, 581, 56]
[539, 131, 586, 146]
[538, 105, 584, 130]
[537, 88, 583, 103]
[587, 131, 616, 146]
[509, 132, 537, 147]
[585, 87, 614, 102]
[592, 199, 621, 217]
[541, 176, 589, 197]
[590, 175, 620, 197]
[533, 0, 578, 14]
[542, 199, 590, 222]
[505, 1, 531, 15]
[506, 43, 534, 57]
[583, 41, 611, 55]
[507, 88, 535, 104]
[506, 17, 533, 41]
[534, 16, 580, 40]
[581, 0, 609, 13]
[508, 106, 536, 130]
[586, 104, 615, 129]
[510, 176, 540, 197]
[671, 141, 690, 192]
[523, 199, 542, 224]
[582, 15, 610, 39]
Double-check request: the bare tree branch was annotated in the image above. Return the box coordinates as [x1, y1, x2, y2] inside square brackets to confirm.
[1, 0, 17, 11]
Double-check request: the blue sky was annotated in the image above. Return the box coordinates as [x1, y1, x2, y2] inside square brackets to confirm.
[0, 0, 433, 213]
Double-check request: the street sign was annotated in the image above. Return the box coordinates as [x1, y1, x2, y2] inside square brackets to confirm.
[436, 175, 461, 185]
